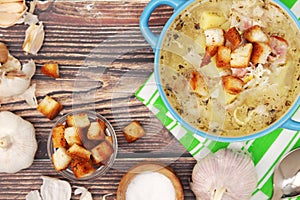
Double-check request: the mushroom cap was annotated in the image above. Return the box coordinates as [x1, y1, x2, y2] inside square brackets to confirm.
[190, 149, 257, 200]
[0, 111, 37, 173]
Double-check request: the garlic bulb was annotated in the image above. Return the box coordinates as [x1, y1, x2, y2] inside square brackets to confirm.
[0, 59, 36, 98]
[0, 111, 37, 173]
[22, 22, 45, 55]
[190, 149, 257, 200]
[40, 176, 72, 200]
[0, 0, 27, 28]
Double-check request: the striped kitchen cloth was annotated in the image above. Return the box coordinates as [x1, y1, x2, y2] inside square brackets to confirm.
[136, 1, 300, 199]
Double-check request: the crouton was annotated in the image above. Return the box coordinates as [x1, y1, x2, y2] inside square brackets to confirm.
[52, 147, 72, 171]
[189, 70, 209, 96]
[52, 123, 67, 148]
[216, 46, 231, 68]
[243, 25, 269, 43]
[67, 143, 91, 161]
[41, 62, 59, 78]
[37, 95, 63, 120]
[0, 42, 8, 64]
[225, 27, 242, 49]
[123, 121, 146, 143]
[66, 113, 90, 128]
[91, 141, 114, 164]
[204, 28, 225, 47]
[251, 42, 271, 65]
[64, 127, 82, 146]
[222, 75, 244, 95]
[230, 43, 253, 68]
[70, 159, 96, 179]
[87, 120, 106, 141]
[206, 45, 218, 57]
[105, 136, 113, 145]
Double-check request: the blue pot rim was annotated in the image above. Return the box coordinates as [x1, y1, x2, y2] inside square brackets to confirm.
[153, 0, 300, 142]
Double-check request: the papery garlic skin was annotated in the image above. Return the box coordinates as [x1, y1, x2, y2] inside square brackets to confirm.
[0, 59, 36, 98]
[0, 111, 37, 173]
[22, 22, 45, 55]
[40, 176, 72, 200]
[190, 149, 257, 200]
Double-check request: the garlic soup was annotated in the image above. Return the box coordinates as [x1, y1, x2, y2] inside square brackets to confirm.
[159, 0, 300, 137]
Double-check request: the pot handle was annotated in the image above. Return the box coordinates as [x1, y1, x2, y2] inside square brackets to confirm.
[282, 118, 300, 131]
[140, 0, 186, 50]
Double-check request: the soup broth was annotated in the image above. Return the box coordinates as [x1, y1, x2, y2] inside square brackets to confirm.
[159, 0, 300, 136]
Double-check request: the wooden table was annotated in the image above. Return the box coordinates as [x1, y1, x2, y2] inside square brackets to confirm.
[0, 1, 197, 199]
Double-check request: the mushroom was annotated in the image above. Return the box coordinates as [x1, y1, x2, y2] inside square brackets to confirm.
[0, 111, 37, 173]
[190, 149, 257, 200]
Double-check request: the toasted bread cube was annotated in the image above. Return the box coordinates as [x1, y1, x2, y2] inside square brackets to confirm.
[222, 75, 244, 95]
[66, 113, 90, 128]
[52, 147, 72, 171]
[37, 95, 63, 120]
[251, 42, 271, 65]
[52, 123, 67, 148]
[206, 45, 218, 57]
[204, 28, 225, 47]
[87, 120, 106, 141]
[105, 136, 113, 145]
[0, 42, 9, 64]
[70, 159, 95, 178]
[123, 121, 146, 143]
[244, 25, 269, 43]
[41, 63, 59, 78]
[216, 46, 231, 68]
[189, 70, 209, 97]
[230, 43, 253, 68]
[64, 127, 82, 146]
[67, 143, 91, 161]
[91, 141, 114, 164]
[225, 27, 242, 49]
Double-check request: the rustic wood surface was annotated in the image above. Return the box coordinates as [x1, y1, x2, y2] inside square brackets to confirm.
[0, 0, 197, 199]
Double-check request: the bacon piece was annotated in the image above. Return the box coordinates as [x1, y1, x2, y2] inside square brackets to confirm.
[268, 36, 288, 65]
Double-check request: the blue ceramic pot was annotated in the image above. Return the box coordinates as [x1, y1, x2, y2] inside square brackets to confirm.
[140, 0, 300, 142]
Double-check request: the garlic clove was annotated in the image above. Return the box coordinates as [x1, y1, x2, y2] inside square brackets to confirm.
[0, 72, 31, 97]
[190, 149, 257, 200]
[40, 176, 72, 200]
[0, 2, 26, 13]
[74, 186, 93, 200]
[22, 59, 36, 79]
[1, 53, 22, 72]
[0, 42, 8, 64]
[26, 190, 42, 200]
[20, 83, 37, 107]
[0, 11, 25, 28]
[22, 22, 45, 55]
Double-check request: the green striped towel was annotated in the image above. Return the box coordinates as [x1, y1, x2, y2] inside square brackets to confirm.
[136, 1, 300, 199]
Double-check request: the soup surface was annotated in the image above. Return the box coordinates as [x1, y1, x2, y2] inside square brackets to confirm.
[159, 0, 300, 137]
